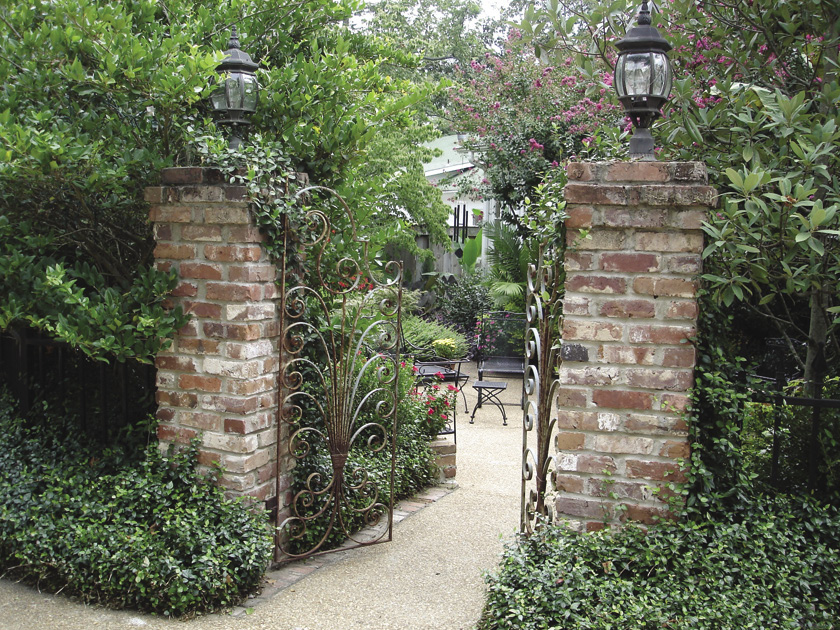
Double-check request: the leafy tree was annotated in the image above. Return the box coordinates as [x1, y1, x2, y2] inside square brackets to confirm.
[519, 0, 840, 388]
[0, 0, 450, 359]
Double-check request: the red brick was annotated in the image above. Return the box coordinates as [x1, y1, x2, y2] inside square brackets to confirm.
[638, 185, 717, 207]
[556, 388, 588, 407]
[180, 412, 221, 431]
[182, 225, 223, 241]
[600, 299, 655, 319]
[597, 345, 656, 365]
[225, 415, 273, 434]
[555, 411, 599, 431]
[566, 163, 593, 181]
[668, 254, 702, 274]
[225, 186, 248, 201]
[667, 209, 707, 230]
[588, 479, 649, 501]
[179, 262, 224, 280]
[556, 432, 586, 450]
[626, 459, 687, 483]
[144, 187, 164, 203]
[625, 413, 688, 435]
[662, 346, 696, 368]
[600, 252, 660, 273]
[576, 454, 617, 474]
[634, 277, 697, 298]
[178, 374, 223, 392]
[149, 206, 193, 223]
[593, 389, 653, 410]
[171, 282, 198, 298]
[620, 504, 675, 525]
[566, 275, 626, 294]
[605, 162, 671, 183]
[204, 245, 263, 262]
[563, 320, 623, 342]
[157, 424, 198, 443]
[565, 184, 636, 206]
[626, 368, 693, 391]
[183, 301, 223, 319]
[154, 243, 196, 260]
[209, 395, 261, 414]
[202, 322, 262, 340]
[562, 296, 591, 315]
[659, 393, 691, 413]
[635, 231, 703, 253]
[155, 356, 196, 372]
[206, 282, 262, 302]
[176, 320, 198, 337]
[560, 366, 619, 387]
[555, 474, 585, 493]
[178, 338, 220, 354]
[229, 226, 264, 243]
[660, 440, 690, 459]
[568, 229, 627, 251]
[161, 167, 206, 184]
[591, 434, 657, 455]
[566, 206, 593, 228]
[197, 448, 222, 467]
[205, 206, 251, 224]
[664, 300, 698, 320]
[555, 497, 613, 520]
[156, 390, 198, 408]
[229, 265, 277, 282]
[226, 376, 276, 395]
[156, 407, 175, 422]
[629, 324, 695, 345]
[154, 224, 172, 241]
[602, 207, 666, 228]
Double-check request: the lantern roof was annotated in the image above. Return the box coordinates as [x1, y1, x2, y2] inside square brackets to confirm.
[218, 27, 258, 73]
[615, 2, 672, 54]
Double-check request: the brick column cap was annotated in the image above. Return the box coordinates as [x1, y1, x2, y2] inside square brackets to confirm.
[567, 161, 709, 186]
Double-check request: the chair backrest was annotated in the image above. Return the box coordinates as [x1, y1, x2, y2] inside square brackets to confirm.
[476, 311, 526, 360]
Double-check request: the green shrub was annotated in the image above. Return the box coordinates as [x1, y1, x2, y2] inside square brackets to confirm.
[438, 271, 492, 336]
[479, 496, 840, 630]
[0, 399, 272, 617]
[402, 315, 468, 360]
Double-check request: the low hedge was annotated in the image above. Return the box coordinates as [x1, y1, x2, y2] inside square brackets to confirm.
[0, 400, 272, 617]
[479, 496, 840, 629]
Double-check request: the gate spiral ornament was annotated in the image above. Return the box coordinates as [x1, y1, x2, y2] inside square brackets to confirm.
[275, 186, 402, 561]
[521, 245, 564, 535]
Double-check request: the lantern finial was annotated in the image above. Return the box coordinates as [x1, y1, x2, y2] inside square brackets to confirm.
[227, 25, 241, 50]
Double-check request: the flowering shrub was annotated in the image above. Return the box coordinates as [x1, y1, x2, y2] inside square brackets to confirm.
[448, 31, 621, 224]
[431, 338, 461, 359]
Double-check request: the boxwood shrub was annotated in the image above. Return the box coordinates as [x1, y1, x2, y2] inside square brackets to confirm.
[0, 399, 272, 617]
[479, 496, 840, 629]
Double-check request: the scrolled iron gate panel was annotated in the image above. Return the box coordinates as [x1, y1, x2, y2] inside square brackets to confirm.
[521, 249, 563, 534]
[275, 187, 402, 562]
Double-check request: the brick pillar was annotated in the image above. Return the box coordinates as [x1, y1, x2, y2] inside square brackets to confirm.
[145, 167, 289, 506]
[556, 161, 715, 530]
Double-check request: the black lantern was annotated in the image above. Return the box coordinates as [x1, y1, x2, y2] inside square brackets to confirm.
[614, 1, 673, 159]
[210, 27, 259, 149]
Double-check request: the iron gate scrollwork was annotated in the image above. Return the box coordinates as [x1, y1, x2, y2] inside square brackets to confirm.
[275, 187, 402, 562]
[521, 247, 563, 534]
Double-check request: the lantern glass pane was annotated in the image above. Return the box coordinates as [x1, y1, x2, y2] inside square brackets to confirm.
[651, 52, 671, 98]
[622, 53, 652, 96]
[242, 75, 258, 112]
[226, 75, 243, 110]
[210, 87, 227, 111]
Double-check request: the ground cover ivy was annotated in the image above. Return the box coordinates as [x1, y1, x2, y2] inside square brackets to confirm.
[479, 496, 840, 630]
[0, 397, 272, 617]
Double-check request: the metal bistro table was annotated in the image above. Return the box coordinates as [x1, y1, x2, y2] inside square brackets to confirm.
[470, 380, 509, 425]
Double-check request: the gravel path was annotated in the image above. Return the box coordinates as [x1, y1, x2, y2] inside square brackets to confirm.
[0, 363, 526, 630]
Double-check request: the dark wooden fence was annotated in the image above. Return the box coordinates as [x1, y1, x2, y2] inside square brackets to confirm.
[748, 339, 839, 501]
[0, 327, 156, 440]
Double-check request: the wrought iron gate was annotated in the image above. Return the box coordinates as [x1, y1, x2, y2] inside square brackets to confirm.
[274, 187, 402, 562]
[521, 248, 563, 534]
